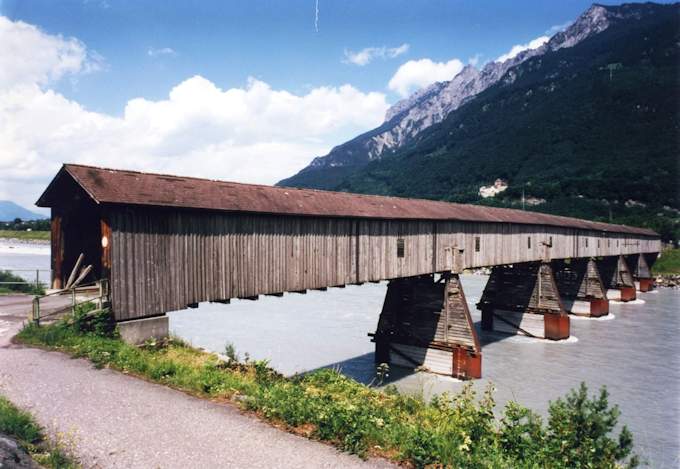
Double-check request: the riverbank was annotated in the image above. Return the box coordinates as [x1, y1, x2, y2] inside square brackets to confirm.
[653, 248, 680, 275]
[0, 230, 50, 243]
[655, 274, 679, 288]
[652, 248, 679, 287]
[13, 305, 640, 468]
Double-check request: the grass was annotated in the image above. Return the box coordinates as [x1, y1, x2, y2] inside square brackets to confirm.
[652, 248, 680, 275]
[0, 270, 45, 295]
[0, 229, 50, 241]
[0, 395, 78, 468]
[14, 305, 640, 469]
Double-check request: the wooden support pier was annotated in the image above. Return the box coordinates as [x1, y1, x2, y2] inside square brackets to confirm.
[371, 273, 481, 379]
[626, 253, 656, 292]
[597, 255, 637, 301]
[478, 262, 570, 340]
[552, 258, 609, 317]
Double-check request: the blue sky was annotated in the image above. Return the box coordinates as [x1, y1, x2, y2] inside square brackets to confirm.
[0, 1, 671, 212]
[0, 0, 637, 114]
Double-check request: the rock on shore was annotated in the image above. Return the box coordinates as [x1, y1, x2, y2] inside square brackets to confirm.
[655, 274, 679, 289]
[0, 433, 39, 468]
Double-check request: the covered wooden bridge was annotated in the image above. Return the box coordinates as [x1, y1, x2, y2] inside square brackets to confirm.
[37, 164, 660, 378]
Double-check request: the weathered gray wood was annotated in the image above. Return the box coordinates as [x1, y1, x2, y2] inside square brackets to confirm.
[71, 264, 92, 289]
[64, 253, 84, 290]
[107, 207, 660, 321]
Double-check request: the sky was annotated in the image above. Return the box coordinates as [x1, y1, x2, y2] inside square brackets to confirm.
[0, 0, 660, 213]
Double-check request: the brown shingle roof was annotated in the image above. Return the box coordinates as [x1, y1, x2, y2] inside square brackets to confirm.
[38, 164, 658, 236]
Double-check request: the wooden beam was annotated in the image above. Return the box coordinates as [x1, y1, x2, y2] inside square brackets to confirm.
[70, 264, 92, 289]
[64, 253, 84, 290]
[51, 212, 64, 290]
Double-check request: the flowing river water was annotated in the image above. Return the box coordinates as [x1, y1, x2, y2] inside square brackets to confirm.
[2, 240, 678, 467]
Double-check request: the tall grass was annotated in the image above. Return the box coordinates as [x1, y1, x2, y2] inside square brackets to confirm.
[17, 307, 639, 468]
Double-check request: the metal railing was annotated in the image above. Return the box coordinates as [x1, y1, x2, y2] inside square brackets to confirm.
[30, 279, 109, 325]
[0, 268, 51, 290]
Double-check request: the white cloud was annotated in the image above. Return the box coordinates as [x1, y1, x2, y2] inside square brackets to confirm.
[468, 54, 482, 67]
[0, 16, 102, 89]
[0, 16, 389, 211]
[496, 35, 549, 63]
[147, 47, 176, 58]
[388, 57, 464, 97]
[343, 43, 409, 66]
[546, 21, 572, 35]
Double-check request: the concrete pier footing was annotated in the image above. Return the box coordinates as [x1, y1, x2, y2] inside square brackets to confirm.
[606, 287, 637, 302]
[635, 278, 655, 292]
[118, 315, 169, 344]
[561, 298, 609, 317]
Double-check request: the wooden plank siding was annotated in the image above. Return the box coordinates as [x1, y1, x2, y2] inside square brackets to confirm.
[108, 206, 660, 321]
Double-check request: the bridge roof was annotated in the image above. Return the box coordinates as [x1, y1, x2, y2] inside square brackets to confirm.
[38, 164, 657, 236]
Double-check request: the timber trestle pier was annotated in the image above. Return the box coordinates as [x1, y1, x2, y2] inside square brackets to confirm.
[37, 164, 661, 379]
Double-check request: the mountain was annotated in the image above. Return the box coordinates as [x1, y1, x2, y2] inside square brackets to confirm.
[278, 3, 680, 241]
[0, 201, 47, 222]
[278, 3, 617, 189]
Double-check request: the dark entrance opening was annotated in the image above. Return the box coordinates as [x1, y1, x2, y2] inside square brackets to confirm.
[42, 170, 103, 289]
[59, 202, 102, 288]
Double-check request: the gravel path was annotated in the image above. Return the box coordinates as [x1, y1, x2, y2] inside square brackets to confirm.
[0, 296, 394, 469]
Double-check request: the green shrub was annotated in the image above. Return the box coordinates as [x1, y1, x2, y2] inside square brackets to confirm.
[71, 303, 117, 337]
[545, 383, 638, 468]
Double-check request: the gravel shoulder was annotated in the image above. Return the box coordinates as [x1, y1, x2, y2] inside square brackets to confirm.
[0, 296, 393, 469]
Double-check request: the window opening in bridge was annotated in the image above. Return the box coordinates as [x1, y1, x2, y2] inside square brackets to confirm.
[527, 236, 531, 249]
[608, 239, 611, 247]
[474, 236, 480, 252]
[397, 238, 405, 258]
[549, 236, 553, 247]
[598, 239, 600, 248]
[617, 240, 619, 247]
[585, 238, 588, 248]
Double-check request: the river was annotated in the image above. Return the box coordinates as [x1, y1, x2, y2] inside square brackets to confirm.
[2, 240, 678, 467]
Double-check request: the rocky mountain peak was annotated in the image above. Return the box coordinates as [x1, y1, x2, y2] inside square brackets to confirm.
[548, 4, 610, 51]
[383, 81, 447, 123]
[277, 2, 655, 189]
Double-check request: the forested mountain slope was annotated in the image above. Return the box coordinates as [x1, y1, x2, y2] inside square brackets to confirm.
[281, 3, 680, 241]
